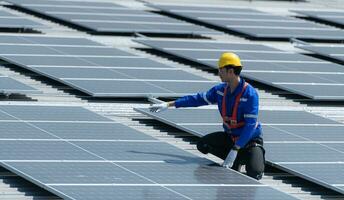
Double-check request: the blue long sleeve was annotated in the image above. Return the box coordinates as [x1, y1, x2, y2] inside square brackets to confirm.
[175, 85, 219, 108]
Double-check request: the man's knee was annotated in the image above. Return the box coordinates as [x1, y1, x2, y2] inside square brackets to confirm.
[245, 145, 265, 180]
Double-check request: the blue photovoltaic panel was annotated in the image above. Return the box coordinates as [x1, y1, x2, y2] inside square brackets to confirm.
[292, 10, 344, 28]
[0, 75, 40, 94]
[135, 38, 344, 100]
[5, 162, 150, 184]
[28, 67, 206, 80]
[297, 44, 344, 64]
[135, 108, 344, 194]
[6, 161, 256, 185]
[30, 122, 155, 140]
[148, 4, 344, 41]
[50, 185, 297, 200]
[71, 140, 210, 161]
[281, 164, 344, 185]
[0, 8, 46, 31]
[0, 35, 216, 98]
[0, 105, 296, 200]
[62, 79, 216, 98]
[135, 108, 340, 137]
[0, 35, 104, 46]
[5, 0, 218, 35]
[0, 105, 111, 121]
[4, 56, 171, 68]
[0, 140, 99, 160]
[265, 143, 344, 162]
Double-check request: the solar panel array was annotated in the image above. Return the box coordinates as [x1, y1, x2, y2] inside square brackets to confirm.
[0, 104, 298, 200]
[147, 4, 344, 41]
[0, 35, 216, 98]
[292, 10, 344, 28]
[0, 73, 40, 94]
[136, 107, 344, 194]
[0, 0, 342, 199]
[5, 0, 218, 35]
[297, 44, 344, 64]
[0, 7, 46, 31]
[135, 38, 344, 100]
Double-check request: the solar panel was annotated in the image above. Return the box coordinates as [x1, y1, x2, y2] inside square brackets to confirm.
[30, 122, 154, 140]
[297, 44, 344, 64]
[0, 105, 111, 121]
[6, 162, 150, 184]
[276, 84, 344, 100]
[5, 56, 168, 68]
[135, 38, 344, 100]
[5, 0, 218, 35]
[0, 35, 104, 45]
[0, 45, 135, 56]
[0, 8, 46, 31]
[51, 185, 297, 200]
[0, 104, 296, 200]
[28, 67, 206, 80]
[135, 108, 340, 137]
[61, 79, 216, 98]
[0, 35, 216, 98]
[0, 75, 40, 94]
[135, 107, 344, 194]
[243, 71, 344, 83]
[264, 126, 344, 141]
[281, 163, 344, 188]
[266, 143, 344, 162]
[147, 4, 344, 41]
[292, 10, 344, 28]
[0, 140, 99, 160]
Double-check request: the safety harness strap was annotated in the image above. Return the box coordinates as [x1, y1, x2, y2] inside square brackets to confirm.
[221, 82, 248, 129]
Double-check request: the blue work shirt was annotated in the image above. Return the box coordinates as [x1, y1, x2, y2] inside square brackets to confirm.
[175, 78, 262, 148]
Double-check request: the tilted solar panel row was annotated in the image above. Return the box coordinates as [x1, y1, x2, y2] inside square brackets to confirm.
[136, 108, 344, 195]
[297, 44, 344, 65]
[147, 4, 344, 41]
[0, 105, 298, 200]
[292, 10, 344, 29]
[5, 0, 218, 36]
[0, 74, 40, 94]
[0, 8, 46, 32]
[135, 38, 344, 101]
[0, 35, 217, 98]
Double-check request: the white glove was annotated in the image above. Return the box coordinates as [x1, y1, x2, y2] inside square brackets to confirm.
[222, 150, 238, 169]
[149, 102, 169, 113]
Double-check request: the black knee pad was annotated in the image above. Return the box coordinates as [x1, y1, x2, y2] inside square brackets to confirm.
[197, 141, 209, 154]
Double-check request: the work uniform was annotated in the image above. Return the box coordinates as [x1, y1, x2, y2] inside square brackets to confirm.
[175, 78, 265, 180]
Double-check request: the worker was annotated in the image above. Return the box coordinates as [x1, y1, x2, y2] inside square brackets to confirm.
[149, 52, 265, 180]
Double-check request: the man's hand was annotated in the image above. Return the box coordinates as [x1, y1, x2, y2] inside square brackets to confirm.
[222, 150, 238, 169]
[149, 102, 169, 113]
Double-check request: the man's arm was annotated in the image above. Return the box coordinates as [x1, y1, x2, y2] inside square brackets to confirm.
[149, 85, 219, 112]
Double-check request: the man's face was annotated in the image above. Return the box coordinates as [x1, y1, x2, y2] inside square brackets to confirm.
[218, 67, 232, 82]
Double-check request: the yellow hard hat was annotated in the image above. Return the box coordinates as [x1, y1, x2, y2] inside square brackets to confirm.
[218, 52, 242, 69]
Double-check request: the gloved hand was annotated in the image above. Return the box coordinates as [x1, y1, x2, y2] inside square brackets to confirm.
[222, 150, 238, 169]
[149, 102, 169, 113]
